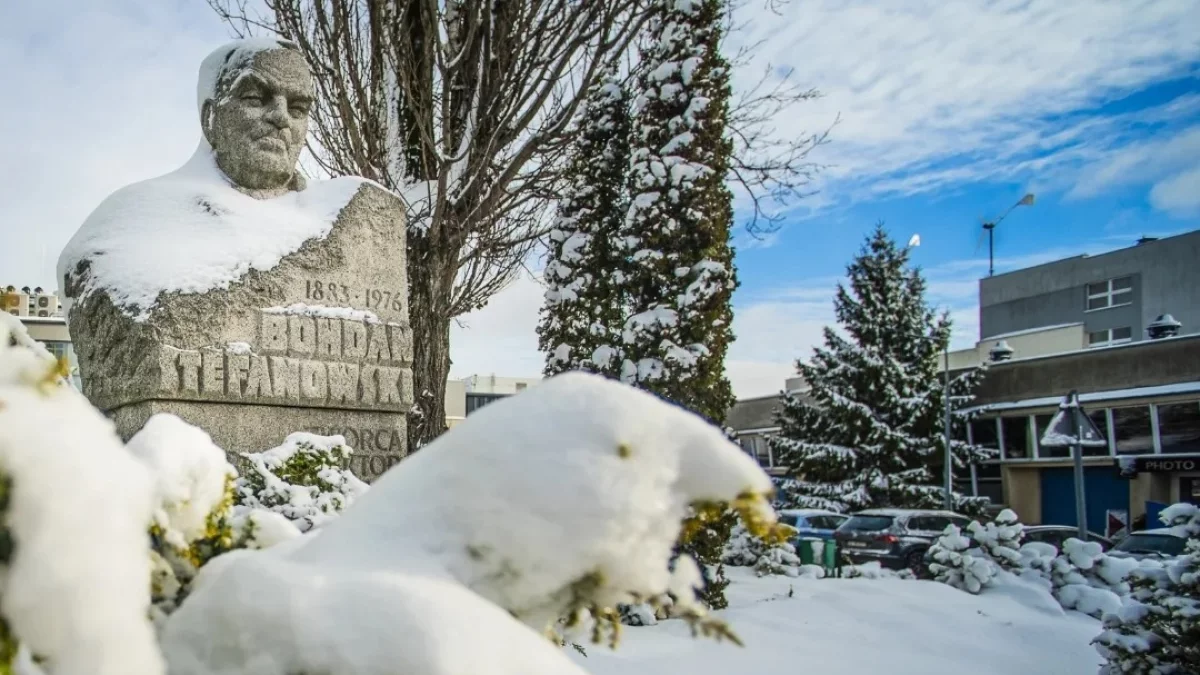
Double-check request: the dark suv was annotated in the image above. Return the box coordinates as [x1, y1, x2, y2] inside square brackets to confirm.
[834, 509, 973, 574]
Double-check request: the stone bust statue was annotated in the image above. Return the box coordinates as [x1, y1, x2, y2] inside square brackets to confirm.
[200, 40, 314, 198]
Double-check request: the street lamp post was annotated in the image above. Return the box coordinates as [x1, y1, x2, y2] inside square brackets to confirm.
[1039, 390, 1109, 539]
[943, 347, 953, 510]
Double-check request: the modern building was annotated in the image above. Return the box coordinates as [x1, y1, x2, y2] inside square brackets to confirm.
[962, 330, 1199, 533]
[978, 230, 1199, 352]
[443, 373, 542, 427]
[2, 286, 80, 389]
[726, 377, 809, 475]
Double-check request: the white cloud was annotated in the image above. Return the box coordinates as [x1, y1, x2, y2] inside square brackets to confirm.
[728, 0, 1200, 204]
[1150, 166, 1200, 215]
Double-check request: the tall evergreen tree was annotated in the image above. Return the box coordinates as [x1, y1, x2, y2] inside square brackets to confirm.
[770, 225, 990, 513]
[617, 0, 738, 426]
[538, 72, 632, 379]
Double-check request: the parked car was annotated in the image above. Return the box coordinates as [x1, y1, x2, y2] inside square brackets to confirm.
[778, 509, 848, 543]
[1107, 528, 1189, 561]
[1022, 525, 1114, 552]
[833, 509, 973, 574]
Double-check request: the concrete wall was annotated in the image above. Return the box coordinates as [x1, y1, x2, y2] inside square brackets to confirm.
[460, 373, 541, 394]
[971, 334, 1200, 407]
[979, 230, 1200, 341]
[944, 323, 1088, 371]
[22, 318, 70, 342]
[444, 378, 467, 428]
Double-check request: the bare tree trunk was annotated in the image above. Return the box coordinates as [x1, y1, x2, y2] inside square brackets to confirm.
[406, 234, 456, 446]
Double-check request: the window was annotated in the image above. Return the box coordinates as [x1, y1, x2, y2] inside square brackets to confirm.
[1086, 276, 1133, 311]
[809, 515, 846, 530]
[1111, 405, 1154, 454]
[1001, 416, 1031, 459]
[465, 392, 507, 415]
[970, 418, 1000, 451]
[1157, 401, 1200, 455]
[1036, 410, 1110, 458]
[739, 435, 772, 467]
[514, 382, 528, 391]
[840, 515, 894, 532]
[1088, 327, 1133, 348]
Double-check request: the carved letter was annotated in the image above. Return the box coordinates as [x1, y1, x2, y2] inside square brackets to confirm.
[271, 356, 301, 400]
[359, 365, 379, 404]
[300, 360, 328, 400]
[226, 353, 249, 397]
[365, 324, 392, 362]
[179, 350, 202, 393]
[316, 318, 342, 357]
[157, 346, 180, 391]
[343, 321, 368, 359]
[377, 365, 403, 405]
[245, 355, 273, 399]
[389, 324, 413, 364]
[260, 314, 289, 353]
[201, 350, 225, 394]
[326, 362, 360, 404]
[369, 455, 388, 477]
[289, 316, 316, 355]
[375, 429, 392, 452]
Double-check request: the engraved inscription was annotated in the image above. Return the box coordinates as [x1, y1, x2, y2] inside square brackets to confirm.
[305, 280, 404, 311]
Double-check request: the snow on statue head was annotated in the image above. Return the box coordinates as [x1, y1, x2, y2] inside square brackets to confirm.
[197, 38, 313, 197]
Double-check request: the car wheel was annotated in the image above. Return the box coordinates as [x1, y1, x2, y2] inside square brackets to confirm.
[906, 550, 928, 577]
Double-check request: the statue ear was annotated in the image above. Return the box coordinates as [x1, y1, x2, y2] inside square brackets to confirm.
[201, 100, 215, 146]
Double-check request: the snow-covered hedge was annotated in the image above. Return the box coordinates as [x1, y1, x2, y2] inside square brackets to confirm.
[928, 524, 996, 594]
[1050, 539, 1140, 619]
[0, 348, 783, 674]
[236, 432, 368, 532]
[841, 561, 915, 580]
[722, 520, 801, 577]
[967, 508, 1024, 571]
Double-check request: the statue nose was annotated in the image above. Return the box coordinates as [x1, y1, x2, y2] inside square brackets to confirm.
[264, 98, 290, 128]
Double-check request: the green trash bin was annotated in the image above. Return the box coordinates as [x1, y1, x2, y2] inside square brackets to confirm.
[797, 538, 816, 565]
[822, 539, 837, 573]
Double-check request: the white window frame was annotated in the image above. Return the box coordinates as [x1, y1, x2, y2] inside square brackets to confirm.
[1088, 326, 1133, 348]
[1085, 276, 1133, 312]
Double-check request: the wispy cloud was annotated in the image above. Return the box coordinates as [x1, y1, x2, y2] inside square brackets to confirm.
[728, 0, 1200, 208]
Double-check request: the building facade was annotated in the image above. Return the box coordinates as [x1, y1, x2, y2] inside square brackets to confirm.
[726, 377, 810, 475]
[442, 373, 542, 427]
[978, 230, 1199, 349]
[3, 287, 80, 390]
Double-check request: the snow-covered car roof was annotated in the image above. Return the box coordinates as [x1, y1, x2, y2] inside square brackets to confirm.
[1130, 528, 1186, 538]
[778, 509, 845, 518]
[854, 508, 966, 518]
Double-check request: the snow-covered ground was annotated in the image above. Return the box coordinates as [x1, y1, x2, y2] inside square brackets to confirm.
[572, 568, 1102, 675]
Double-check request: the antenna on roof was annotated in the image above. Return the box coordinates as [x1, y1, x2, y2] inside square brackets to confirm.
[980, 193, 1035, 277]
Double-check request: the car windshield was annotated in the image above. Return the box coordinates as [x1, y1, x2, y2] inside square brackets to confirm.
[840, 515, 894, 532]
[1113, 533, 1187, 556]
[778, 514, 799, 528]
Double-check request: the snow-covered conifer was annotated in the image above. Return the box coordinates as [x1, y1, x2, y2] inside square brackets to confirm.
[538, 71, 631, 378]
[617, 0, 737, 427]
[968, 508, 1025, 571]
[1095, 505, 1200, 673]
[929, 524, 996, 594]
[236, 432, 368, 532]
[770, 225, 991, 512]
[1051, 538, 1140, 618]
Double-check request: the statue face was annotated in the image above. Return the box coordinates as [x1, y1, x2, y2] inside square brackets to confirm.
[203, 49, 313, 193]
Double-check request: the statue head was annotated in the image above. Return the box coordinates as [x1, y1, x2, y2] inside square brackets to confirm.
[198, 39, 314, 197]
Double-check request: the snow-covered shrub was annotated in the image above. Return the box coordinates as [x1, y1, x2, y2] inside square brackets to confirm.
[126, 413, 298, 622]
[160, 372, 781, 673]
[1018, 541, 1059, 588]
[842, 561, 916, 580]
[235, 432, 368, 532]
[1051, 538, 1139, 618]
[1094, 505, 1200, 674]
[928, 524, 996, 594]
[0, 313, 164, 674]
[968, 508, 1025, 571]
[676, 503, 739, 609]
[722, 520, 801, 577]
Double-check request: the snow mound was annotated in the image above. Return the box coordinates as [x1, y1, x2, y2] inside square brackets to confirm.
[0, 317, 164, 675]
[574, 567, 1102, 675]
[161, 372, 774, 674]
[127, 413, 237, 549]
[929, 524, 996, 594]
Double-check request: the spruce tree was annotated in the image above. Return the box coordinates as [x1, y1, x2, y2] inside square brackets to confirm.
[769, 225, 990, 513]
[538, 71, 631, 379]
[617, 0, 737, 426]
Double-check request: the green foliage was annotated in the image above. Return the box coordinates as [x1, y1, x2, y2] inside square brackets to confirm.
[770, 225, 990, 513]
[618, 0, 738, 427]
[538, 69, 632, 379]
[149, 473, 240, 618]
[236, 436, 367, 532]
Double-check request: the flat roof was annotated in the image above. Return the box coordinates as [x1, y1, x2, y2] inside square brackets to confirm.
[966, 380, 1200, 414]
[982, 228, 1200, 282]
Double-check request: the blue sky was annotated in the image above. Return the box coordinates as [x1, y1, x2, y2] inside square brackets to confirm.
[2, 1, 1199, 398]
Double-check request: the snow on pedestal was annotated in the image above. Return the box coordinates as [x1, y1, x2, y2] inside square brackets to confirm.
[161, 372, 776, 674]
